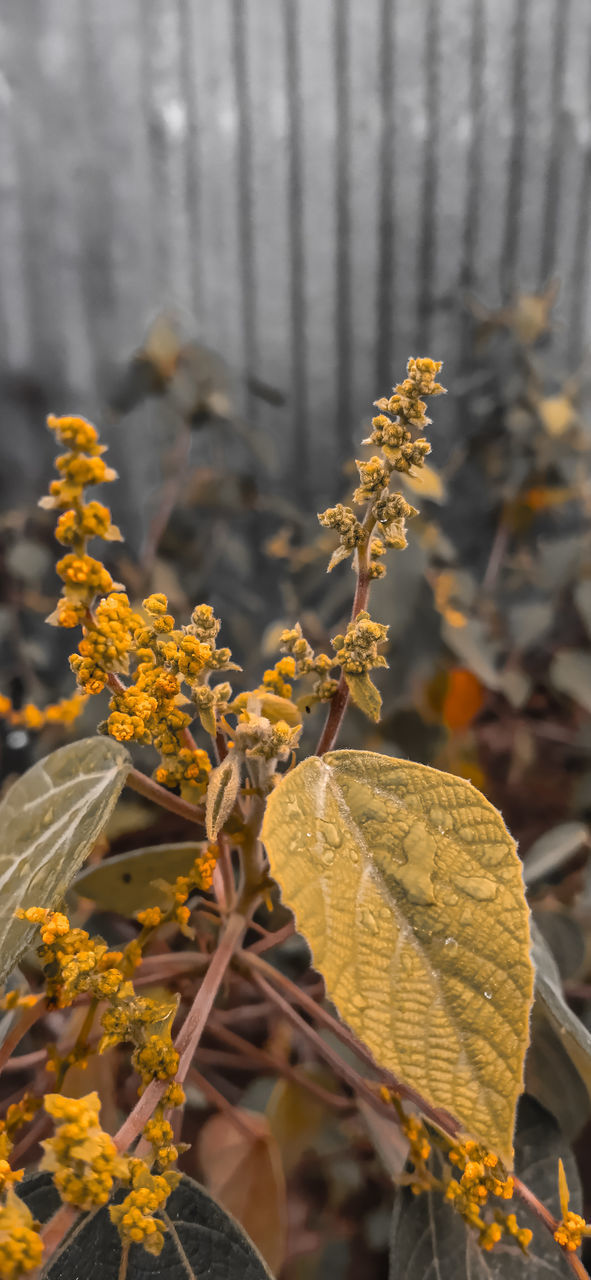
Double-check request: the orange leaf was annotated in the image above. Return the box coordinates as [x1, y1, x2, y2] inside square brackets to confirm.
[442, 667, 485, 731]
[198, 1109, 287, 1274]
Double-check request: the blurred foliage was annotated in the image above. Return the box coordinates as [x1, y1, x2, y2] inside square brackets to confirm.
[5, 295, 591, 1274]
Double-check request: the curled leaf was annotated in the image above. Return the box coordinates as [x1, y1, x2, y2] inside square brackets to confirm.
[206, 751, 241, 840]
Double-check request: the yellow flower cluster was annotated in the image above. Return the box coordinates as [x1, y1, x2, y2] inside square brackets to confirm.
[16, 908, 125, 1009]
[132, 1035, 179, 1086]
[41, 1096, 181, 1258]
[554, 1157, 591, 1252]
[135, 848, 218, 937]
[279, 623, 339, 704]
[142, 1117, 179, 1170]
[0, 692, 88, 732]
[318, 357, 445, 580]
[109, 1160, 180, 1256]
[40, 415, 122, 631]
[0, 1187, 43, 1279]
[445, 1139, 531, 1253]
[231, 710, 302, 763]
[41, 1093, 128, 1211]
[331, 611, 388, 675]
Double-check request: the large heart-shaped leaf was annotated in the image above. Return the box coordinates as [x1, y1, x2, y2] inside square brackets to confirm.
[0, 738, 130, 983]
[262, 750, 533, 1164]
[20, 1171, 273, 1278]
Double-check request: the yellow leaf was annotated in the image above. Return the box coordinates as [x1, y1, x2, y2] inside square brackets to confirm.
[205, 752, 241, 840]
[262, 749, 533, 1165]
[345, 671, 382, 722]
[402, 462, 446, 502]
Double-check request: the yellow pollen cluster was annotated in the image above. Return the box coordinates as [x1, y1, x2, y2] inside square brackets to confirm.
[554, 1158, 591, 1252]
[41, 1093, 129, 1211]
[109, 1162, 180, 1256]
[0, 1187, 43, 1279]
[0, 692, 88, 732]
[331, 611, 388, 675]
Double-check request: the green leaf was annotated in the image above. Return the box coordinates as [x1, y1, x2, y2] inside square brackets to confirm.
[205, 752, 241, 841]
[389, 1095, 580, 1279]
[73, 843, 206, 915]
[20, 1171, 273, 1279]
[0, 738, 130, 984]
[262, 749, 533, 1165]
[345, 671, 382, 722]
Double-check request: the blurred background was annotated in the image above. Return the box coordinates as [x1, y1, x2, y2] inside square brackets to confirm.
[4, 3, 591, 1272]
[4, 0, 591, 892]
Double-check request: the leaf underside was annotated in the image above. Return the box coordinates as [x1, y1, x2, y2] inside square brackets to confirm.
[0, 738, 131, 984]
[262, 749, 534, 1164]
[21, 1172, 273, 1279]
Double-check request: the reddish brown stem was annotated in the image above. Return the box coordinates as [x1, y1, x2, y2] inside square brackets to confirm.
[125, 766, 205, 826]
[208, 1018, 351, 1111]
[113, 910, 248, 1154]
[0, 1000, 48, 1075]
[247, 919, 296, 954]
[315, 553, 372, 756]
[187, 1067, 261, 1140]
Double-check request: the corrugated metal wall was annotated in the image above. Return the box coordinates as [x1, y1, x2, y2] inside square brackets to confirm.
[1, 0, 591, 515]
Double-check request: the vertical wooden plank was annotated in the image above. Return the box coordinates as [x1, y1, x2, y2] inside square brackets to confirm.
[391, 0, 430, 363]
[347, 0, 382, 426]
[471, 0, 518, 305]
[428, 0, 473, 383]
[292, 0, 338, 502]
[245, 0, 291, 471]
[0, 14, 31, 370]
[515, 0, 556, 288]
[539, 0, 571, 286]
[141, 0, 194, 318]
[187, 0, 243, 378]
[374, 0, 396, 394]
[82, 0, 156, 362]
[552, 0, 591, 362]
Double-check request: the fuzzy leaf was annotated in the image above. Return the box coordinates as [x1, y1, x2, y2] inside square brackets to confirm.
[345, 671, 382, 722]
[0, 738, 130, 983]
[73, 842, 206, 914]
[198, 1110, 286, 1274]
[205, 752, 241, 840]
[262, 749, 533, 1164]
[389, 1096, 580, 1279]
[19, 1171, 273, 1278]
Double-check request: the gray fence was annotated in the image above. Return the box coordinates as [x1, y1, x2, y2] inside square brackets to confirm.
[1, 0, 591, 519]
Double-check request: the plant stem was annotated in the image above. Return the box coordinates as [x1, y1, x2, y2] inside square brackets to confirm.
[0, 999, 48, 1075]
[113, 910, 248, 1154]
[208, 1018, 352, 1111]
[315, 514, 374, 756]
[125, 766, 205, 826]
